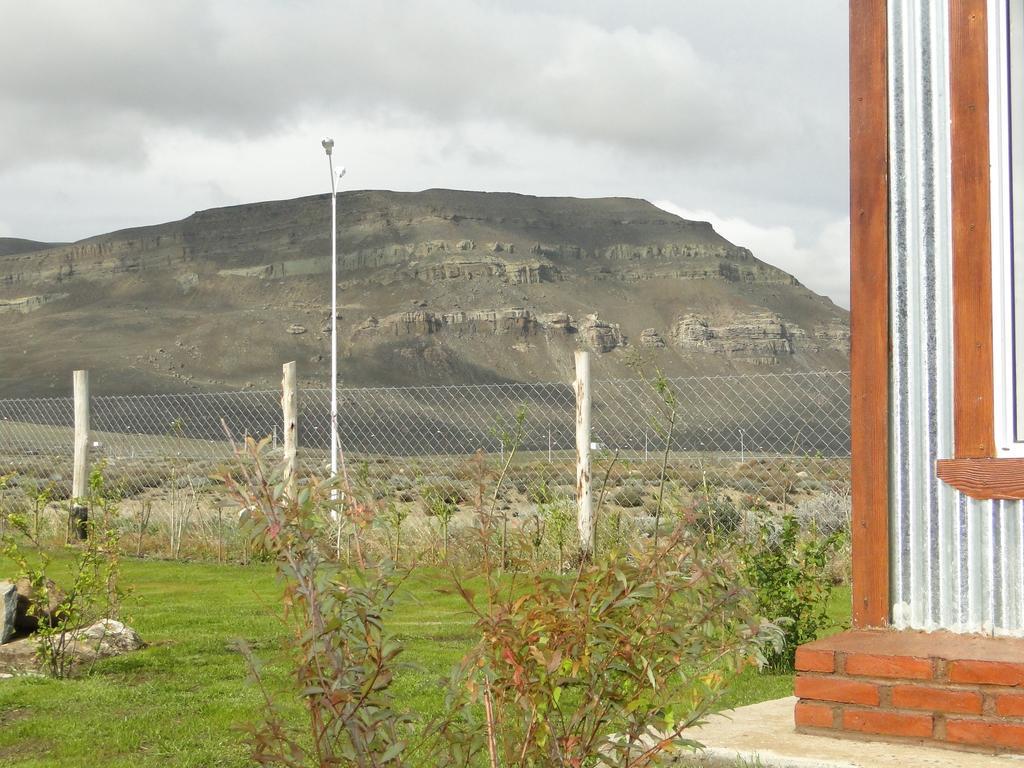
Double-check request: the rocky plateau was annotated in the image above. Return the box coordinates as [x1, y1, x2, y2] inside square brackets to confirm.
[0, 189, 848, 397]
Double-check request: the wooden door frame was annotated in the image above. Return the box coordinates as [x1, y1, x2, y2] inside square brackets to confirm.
[849, 0, 891, 628]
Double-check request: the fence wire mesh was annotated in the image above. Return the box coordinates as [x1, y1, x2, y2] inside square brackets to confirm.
[0, 371, 851, 557]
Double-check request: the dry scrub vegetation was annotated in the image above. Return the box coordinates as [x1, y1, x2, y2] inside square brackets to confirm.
[0, 428, 849, 767]
[0, 450, 850, 572]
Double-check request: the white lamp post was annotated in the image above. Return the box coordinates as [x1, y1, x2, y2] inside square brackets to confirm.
[321, 138, 346, 487]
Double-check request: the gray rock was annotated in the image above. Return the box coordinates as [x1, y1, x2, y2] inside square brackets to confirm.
[176, 272, 199, 292]
[0, 637, 36, 672]
[15, 577, 64, 632]
[0, 619, 145, 674]
[75, 619, 144, 656]
[673, 312, 798, 365]
[0, 582, 16, 643]
[355, 307, 546, 339]
[580, 313, 625, 353]
[640, 328, 666, 348]
[814, 319, 851, 353]
[539, 312, 575, 333]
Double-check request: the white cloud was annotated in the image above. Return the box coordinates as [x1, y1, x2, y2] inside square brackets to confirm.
[0, 1, 849, 257]
[654, 201, 850, 309]
[0, 1, 760, 172]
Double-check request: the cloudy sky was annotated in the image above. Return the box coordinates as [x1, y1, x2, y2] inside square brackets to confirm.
[0, 1, 849, 306]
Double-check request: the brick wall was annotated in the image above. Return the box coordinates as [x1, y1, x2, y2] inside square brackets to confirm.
[795, 630, 1024, 753]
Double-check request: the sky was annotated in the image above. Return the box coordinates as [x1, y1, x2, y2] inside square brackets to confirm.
[0, 1, 850, 307]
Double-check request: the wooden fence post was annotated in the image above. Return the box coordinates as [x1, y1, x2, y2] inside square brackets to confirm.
[575, 350, 593, 560]
[281, 361, 298, 499]
[71, 369, 90, 540]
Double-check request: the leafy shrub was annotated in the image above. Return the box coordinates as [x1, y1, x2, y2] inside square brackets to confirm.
[690, 496, 741, 540]
[388, 474, 413, 492]
[225, 439, 785, 767]
[25, 480, 55, 540]
[381, 501, 410, 562]
[433, 524, 780, 767]
[224, 439, 411, 768]
[794, 478, 825, 493]
[532, 494, 573, 571]
[2, 465, 128, 678]
[739, 513, 844, 671]
[527, 478, 557, 506]
[422, 485, 459, 558]
[759, 481, 797, 504]
[795, 488, 851, 539]
[731, 477, 760, 495]
[612, 482, 646, 508]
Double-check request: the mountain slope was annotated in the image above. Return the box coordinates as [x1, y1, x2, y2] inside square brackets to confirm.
[0, 238, 66, 257]
[0, 189, 848, 397]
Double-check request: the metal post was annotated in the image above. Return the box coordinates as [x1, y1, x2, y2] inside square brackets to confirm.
[282, 361, 298, 499]
[548, 428, 552, 463]
[322, 138, 345, 502]
[575, 350, 593, 560]
[330, 173, 339, 487]
[71, 370, 90, 540]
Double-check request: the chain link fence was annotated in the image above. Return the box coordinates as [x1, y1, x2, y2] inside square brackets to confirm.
[0, 370, 851, 557]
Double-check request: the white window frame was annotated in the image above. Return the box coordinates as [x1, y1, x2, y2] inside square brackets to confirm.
[991, 0, 1024, 455]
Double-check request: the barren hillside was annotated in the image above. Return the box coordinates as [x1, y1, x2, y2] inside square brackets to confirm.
[0, 189, 848, 397]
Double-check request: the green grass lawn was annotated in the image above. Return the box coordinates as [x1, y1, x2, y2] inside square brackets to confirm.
[0, 555, 851, 768]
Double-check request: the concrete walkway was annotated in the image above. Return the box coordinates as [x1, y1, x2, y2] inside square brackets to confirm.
[677, 697, 1023, 767]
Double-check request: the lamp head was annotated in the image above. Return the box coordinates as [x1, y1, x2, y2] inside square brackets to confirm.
[321, 137, 334, 156]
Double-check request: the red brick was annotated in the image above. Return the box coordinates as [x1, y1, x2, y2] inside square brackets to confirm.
[796, 647, 835, 673]
[946, 720, 1024, 750]
[949, 660, 1024, 687]
[795, 701, 834, 729]
[845, 653, 932, 680]
[843, 709, 933, 739]
[891, 685, 983, 714]
[997, 694, 1024, 717]
[795, 676, 880, 706]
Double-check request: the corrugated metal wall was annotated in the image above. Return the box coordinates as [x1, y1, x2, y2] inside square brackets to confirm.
[889, 0, 1024, 635]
